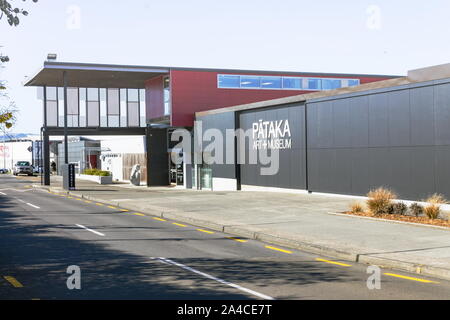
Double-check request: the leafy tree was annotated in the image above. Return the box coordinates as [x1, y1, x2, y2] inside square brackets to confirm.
[0, 0, 37, 129]
[0, 0, 38, 26]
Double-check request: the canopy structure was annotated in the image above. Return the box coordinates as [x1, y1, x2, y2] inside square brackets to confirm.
[24, 61, 169, 88]
[24, 61, 170, 188]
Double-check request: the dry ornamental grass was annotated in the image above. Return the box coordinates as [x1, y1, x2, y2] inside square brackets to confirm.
[366, 187, 397, 215]
[424, 194, 447, 220]
[346, 189, 450, 228]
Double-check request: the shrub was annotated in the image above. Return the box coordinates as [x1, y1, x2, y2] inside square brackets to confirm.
[83, 169, 110, 177]
[392, 202, 408, 215]
[366, 187, 397, 216]
[409, 203, 424, 217]
[424, 194, 447, 220]
[350, 202, 364, 214]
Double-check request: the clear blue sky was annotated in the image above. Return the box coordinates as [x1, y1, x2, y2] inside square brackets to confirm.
[1, 0, 450, 133]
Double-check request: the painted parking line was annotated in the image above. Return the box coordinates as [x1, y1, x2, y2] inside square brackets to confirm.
[151, 257, 274, 300]
[172, 222, 187, 227]
[197, 229, 215, 234]
[75, 224, 105, 237]
[153, 217, 167, 222]
[226, 237, 248, 243]
[315, 258, 352, 267]
[265, 246, 292, 254]
[383, 273, 439, 284]
[26, 203, 40, 209]
[0, 191, 6, 195]
[133, 213, 145, 217]
[3, 276, 24, 288]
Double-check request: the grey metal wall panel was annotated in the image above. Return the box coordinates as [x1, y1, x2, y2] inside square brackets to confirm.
[317, 101, 334, 148]
[334, 149, 353, 194]
[350, 148, 369, 195]
[238, 103, 306, 190]
[434, 83, 450, 145]
[388, 148, 412, 195]
[332, 99, 351, 148]
[435, 146, 450, 198]
[368, 93, 389, 147]
[349, 96, 369, 147]
[388, 90, 410, 146]
[368, 148, 390, 190]
[197, 112, 236, 180]
[410, 86, 435, 146]
[409, 146, 435, 200]
[307, 79, 450, 200]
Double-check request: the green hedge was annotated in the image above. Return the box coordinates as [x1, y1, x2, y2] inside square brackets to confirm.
[83, 169, 111, 177]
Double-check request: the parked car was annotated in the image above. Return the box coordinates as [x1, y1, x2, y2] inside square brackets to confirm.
[13, 161, 34, 176]
[0, 168, 8, 174]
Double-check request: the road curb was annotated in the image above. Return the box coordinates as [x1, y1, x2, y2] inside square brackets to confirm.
[32, 184, 450, 282]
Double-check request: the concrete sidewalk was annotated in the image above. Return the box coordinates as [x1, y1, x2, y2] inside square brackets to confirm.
[33, 177, 450, 281]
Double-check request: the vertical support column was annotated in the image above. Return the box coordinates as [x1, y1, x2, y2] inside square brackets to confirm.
[146, 126, 169, 186]
[43, 129, 50, 186]
[63, 71, 68, 165]
[234, 111, 241, 191]
[304, 102, 310, 193]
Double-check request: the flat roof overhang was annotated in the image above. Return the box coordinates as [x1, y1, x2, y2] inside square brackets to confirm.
[24, 61, 169, 88]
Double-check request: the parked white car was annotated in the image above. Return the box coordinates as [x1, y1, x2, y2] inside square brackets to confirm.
[13, 161, 34, 176]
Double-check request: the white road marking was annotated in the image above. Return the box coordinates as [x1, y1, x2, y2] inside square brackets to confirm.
[0, 188, 32, 193]
[75, 224, 105, 237]
[0, 192, 6, 195]
[17, 199, 26, 203]
[26, 203, 40, 209]
[150, 257, 274, 300]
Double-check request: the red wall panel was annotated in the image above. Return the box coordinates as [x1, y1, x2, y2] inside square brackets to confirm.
[169, 70, 393, 127]
[145, 75, 165, 120]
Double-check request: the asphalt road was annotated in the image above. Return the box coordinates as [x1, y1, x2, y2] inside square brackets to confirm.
[0, 175, 449, 300]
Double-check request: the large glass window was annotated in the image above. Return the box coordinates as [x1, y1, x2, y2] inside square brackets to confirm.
[240, 76, 260, 88]
[217, 74, 360, 91]
[46, 86, 145, 128]
[322, 79, 342, 90]
[348, 79, 360, 87]
[282, 77, 303, 89]
[120, 89, 127, 127]
[100, 88, 107, 127]
[308, 78, 322, 90]
[260, 76, 282, 89]
[163, 76, 170, 116]
[139, 89, 146, 127]
[218, 75, 240, 88]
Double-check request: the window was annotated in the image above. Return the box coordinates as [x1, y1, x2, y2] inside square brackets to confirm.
[308, 78, 321, 90]
[164, 76, 171, 116]
[217, 74, 360, 91]
[240, 76, 260, 88]
[261, 77, 282, 89]
[218, 75, 240, 88]
[282, 77, 303, 89]
[322, 79, 342, 90]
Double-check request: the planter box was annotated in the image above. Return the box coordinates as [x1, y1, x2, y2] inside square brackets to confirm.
[77, 174, 113, 185]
